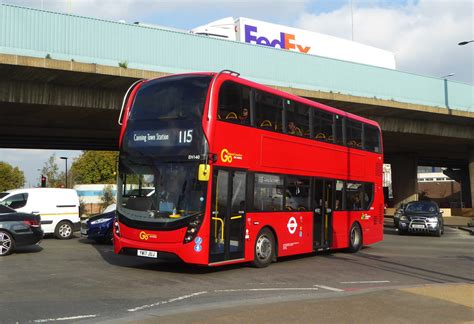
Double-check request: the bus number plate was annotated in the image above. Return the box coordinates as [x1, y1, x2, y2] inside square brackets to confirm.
[137, 249, 158, 258]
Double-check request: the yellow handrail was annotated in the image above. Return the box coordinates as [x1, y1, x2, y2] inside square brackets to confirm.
[230, 215, 242, 220]
[212, 217, 224, 243]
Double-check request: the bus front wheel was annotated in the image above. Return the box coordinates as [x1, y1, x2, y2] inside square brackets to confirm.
[252, 228, 275, 268]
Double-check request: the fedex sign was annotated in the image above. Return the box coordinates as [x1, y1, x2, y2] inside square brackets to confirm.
[244, 24, 311, 54]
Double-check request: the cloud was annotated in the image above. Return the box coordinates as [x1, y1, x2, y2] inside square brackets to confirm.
[4, 0, 309, 28]
[296, 0, 473, 83]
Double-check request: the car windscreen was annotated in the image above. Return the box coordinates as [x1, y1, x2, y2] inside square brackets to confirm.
[0, 192, 8, 199]
[405, 201, 438, 213]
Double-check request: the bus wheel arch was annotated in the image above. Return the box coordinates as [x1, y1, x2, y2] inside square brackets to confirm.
[267, 226, 278, 261]
[252, 226, 277, 268]
[347, 221, 363, 253]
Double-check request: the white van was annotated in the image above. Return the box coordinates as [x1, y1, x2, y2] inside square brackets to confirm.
[0, 188, 80, 239]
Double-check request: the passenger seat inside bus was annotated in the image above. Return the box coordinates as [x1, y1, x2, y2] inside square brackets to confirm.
[260, 120, 272, 129]
[225, 112, 238, 120]
[125, 197, 154, 211]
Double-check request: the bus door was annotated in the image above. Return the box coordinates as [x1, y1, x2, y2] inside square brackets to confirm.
[209, 169, 246, 263]
[313, 179, 333, 249]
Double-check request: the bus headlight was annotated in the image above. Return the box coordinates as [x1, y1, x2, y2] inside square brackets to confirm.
[184, 219, 201, 244]
[114, 221, 120, 237]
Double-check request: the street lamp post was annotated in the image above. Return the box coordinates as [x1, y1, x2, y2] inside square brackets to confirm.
[60, 157, 68, 188]
[440, 73, 454, 108]
[458, 40, 474, 46]
[440, 73, 455, 79]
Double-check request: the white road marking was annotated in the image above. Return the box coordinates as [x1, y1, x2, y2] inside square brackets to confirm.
[340, 280, 391, 284]
[313, 285, 344, 292]
[34, 315, 97, 323]
[127, 291, 207, 312]
[215, 288, 319, 293]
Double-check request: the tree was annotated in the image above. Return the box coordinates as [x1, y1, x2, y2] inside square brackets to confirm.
[41, 154, 63, 187]
[0, 161, 25, 191]
[100, 184, 116, 210]
[70, 151, 118, 184]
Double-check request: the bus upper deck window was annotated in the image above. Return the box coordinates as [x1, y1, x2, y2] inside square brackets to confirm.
[255, 91, 283, 132]
[218, 81, 251, 125]
[364, 125, 381, 153]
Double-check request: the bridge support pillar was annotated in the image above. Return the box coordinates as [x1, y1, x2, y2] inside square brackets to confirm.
[469, 149, 474, 209]
[391, 154, 418, 207]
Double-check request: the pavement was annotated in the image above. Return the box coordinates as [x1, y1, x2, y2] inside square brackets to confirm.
[130, 283, 474, 323]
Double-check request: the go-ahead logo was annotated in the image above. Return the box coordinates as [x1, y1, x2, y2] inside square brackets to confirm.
[220, 148, 243, 163]
[139, 231, 157, 240]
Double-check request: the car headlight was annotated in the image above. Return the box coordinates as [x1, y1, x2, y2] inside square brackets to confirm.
[400, 215, 408, 221]
[427, 217, 438, 222]
[90, 218, 113, 225]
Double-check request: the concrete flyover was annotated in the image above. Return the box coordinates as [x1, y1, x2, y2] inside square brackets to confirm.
[1, 54, 473, 209]
[0, 4, 473, 209]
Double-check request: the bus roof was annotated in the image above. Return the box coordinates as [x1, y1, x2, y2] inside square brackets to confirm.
[144, 71, 381, 130]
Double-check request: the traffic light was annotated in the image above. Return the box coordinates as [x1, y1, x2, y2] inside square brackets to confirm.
[41, 175, 46, 188]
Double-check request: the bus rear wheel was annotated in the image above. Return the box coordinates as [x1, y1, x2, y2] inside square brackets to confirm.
[252, 228, 275, 268]
[347, 223, 362, 253]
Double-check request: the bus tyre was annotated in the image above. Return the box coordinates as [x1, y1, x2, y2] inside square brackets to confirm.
[252, 228, 275, 268]
[0, 230, 15, 256]
[348, 223, 362, 253]
[55, 221, 73, 240]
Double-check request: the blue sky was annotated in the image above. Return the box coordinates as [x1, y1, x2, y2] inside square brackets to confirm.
[0, 0, 472, 186]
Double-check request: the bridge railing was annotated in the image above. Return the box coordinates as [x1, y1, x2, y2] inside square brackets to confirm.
[1, 4, 472, 112]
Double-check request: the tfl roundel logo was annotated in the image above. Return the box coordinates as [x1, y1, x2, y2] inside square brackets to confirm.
[287, 217, 297, 234]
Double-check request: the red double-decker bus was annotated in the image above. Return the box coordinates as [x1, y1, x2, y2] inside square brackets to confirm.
[114, 70, 384, 267]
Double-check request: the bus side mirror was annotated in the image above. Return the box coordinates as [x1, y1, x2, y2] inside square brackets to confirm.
[198, 164, 210, 181]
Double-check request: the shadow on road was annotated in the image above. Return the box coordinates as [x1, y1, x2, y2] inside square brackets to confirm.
[78, 237, 247, 274]
[14, 244, 43, 254]
[326, 248, 474, 284]
[383, 226, 398, 235]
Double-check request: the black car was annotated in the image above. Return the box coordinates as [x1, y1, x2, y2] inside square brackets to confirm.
[395, 201, 444, 236]
[0, 205, 43, 256]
